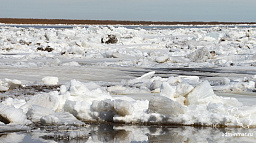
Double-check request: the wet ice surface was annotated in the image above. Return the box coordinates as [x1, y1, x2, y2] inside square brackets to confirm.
[0, 24, 256, 142]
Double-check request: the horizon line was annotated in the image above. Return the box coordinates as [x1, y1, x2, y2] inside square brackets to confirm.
[1, 18, 256, 25]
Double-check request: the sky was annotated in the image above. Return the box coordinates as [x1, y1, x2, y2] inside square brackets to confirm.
[0, 0, 255, 22]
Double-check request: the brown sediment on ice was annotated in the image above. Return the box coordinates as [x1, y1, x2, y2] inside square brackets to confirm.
[0, 85, 61, 102]
[0, 18, 256, 25]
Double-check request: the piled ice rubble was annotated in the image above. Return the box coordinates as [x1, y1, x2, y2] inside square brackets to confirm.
[0, 25, 256, 128]
[111, 72, 254, 127]
[0, 72, 255, 128]
[1, 26, 256, 68]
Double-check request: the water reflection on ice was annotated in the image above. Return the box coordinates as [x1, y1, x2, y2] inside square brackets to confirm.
[0, 132, 25, 143]
[1, 124, 255, 143]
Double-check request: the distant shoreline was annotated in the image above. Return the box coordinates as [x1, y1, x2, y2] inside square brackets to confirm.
[1, 18, 256, 25]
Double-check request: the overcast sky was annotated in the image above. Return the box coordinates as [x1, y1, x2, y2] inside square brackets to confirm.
[0, 0, 255, 22]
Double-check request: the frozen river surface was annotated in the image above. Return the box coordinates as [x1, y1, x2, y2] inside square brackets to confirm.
[0, 24, 256, 142]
